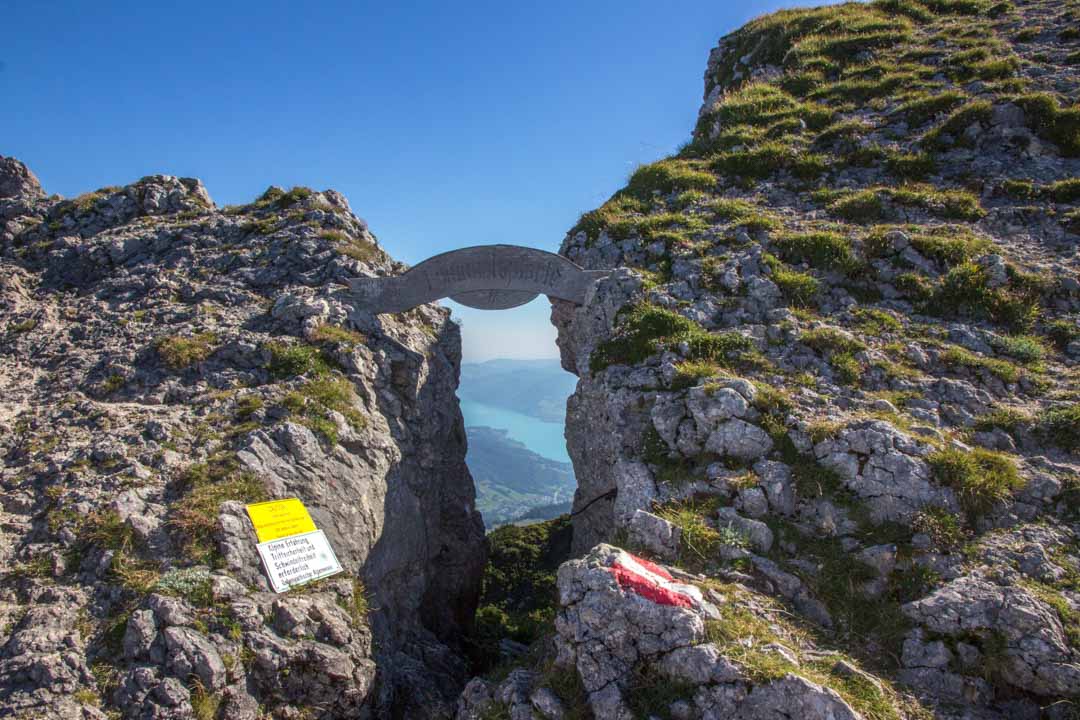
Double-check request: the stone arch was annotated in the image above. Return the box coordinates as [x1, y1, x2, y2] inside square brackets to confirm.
[347, 244, 607, 313]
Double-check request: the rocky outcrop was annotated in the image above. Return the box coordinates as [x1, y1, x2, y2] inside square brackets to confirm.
[540, 0, 1080, 717]
[462, 545, 903, 720]
[0, 160, 485, 718]
[0, 156, 43, 200]
[903, 575, 1080, 698]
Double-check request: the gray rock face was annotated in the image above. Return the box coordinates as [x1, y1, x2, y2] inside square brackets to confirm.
[903, 576, 1080, 697]
[814, 420, 955, 522]
[705, 419, 773, 461]
[0, 163, 484, 719]
[162, 626, 227, 691]
[716, 507, 773, 553]
[627, 509, 682, 560]
[0, 588, 97, 718]
[551, 272, 651, 554]
[555, 545, 712, 711]
[0, 156, 43, 199]
[732, 675, 860, 720]
[522, 544, 865, 720]
[531, 4, 1080, 719]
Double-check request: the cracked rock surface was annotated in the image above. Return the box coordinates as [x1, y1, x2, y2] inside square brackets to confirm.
[0, 157, 484, 718]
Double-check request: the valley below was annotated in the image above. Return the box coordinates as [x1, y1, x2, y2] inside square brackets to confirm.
[458, 359, 578, 527]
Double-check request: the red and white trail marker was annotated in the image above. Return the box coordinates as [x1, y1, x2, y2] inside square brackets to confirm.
[604, 550, 705, 609]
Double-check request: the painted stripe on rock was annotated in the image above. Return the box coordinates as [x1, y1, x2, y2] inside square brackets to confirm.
[605, 550, 704, 609]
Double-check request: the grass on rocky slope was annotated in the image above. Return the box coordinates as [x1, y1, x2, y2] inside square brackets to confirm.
[772, 231, 862, 274]
[267, 340, 334, 379]
[280, 376, 367, 445]
[624, 159, 717, 199]
[66, 511, 161, 594]
[264, 340, 367, 444]
[801, 327, 868, 384]
[590, 304, 756, 374]
[540, 2, 1080, 716]
[699, 2, 916, 94]
[157, 332, 219, 369]
[926, 262, 1044, 331]
[763, 254, 821, 307]
[310, 323, 367, 348]
[927, 446, 1022, 517]
[702, 579, 915, 720]
[653, 497, 743, 570]
[169, 452, 268, 565]
[1014, 93, 1080, 157]
[940, 345, 1023, 384]
[1036, 403, 1080, 453]
[814, 185, 985, 223]
[864, 224, 992, 268]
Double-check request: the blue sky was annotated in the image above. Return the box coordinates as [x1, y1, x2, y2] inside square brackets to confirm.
[3, 0, 826, 361]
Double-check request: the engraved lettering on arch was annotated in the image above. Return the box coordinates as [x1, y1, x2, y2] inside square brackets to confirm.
[346, 244, 608, 313]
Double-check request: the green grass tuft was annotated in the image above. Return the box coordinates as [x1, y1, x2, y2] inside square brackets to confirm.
[1044, 320, 1079, 351]
[894, 91, 968, 128]
[654, 497, 729, 568]
[281, 376, 366, 445]
[708, 198, 780, 230]
[1036, 404, 1080, 453]
[267, 341, 333, 379]
[912, 506, 966, 547]
[873, 0, 935, 21]
[310, 323, 366, 348]
[920, 0, 991, 15]
[928, 447, 1022, 517]
[625, 159, 716, 199]
[801, 327, 867, 355]
[156, 333, 218, 370]
[590, 304, 754, 373]
[170, 453, 268, 565]
[929, 262, 1040, 331]
[884, 150, 936, 179]
[711, 141, 830, 181]
[773, 231, 862, 274]
[941, 345, 1021, 383]
[990, 334, 1046, 365]
[852, 307, 903, 334]
[763, 254, 821, 307]
[1045, 178, 1080, 203]
[921, 100, 993, 148]
[1014, 93, 1080, 157]
[191, 680, 222, 720]
[817, 185, 984, 223]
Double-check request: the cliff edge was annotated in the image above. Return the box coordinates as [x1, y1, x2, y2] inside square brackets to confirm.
[468, 0, 1080, 718]
[0, 160, 486, 719]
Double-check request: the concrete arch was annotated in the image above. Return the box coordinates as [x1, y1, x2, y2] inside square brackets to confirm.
[348, 244, 607, 313]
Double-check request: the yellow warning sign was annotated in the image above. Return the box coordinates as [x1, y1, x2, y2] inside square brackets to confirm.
[245, 498, 317, 543]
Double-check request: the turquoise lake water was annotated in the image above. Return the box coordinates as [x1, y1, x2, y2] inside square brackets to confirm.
[459, 398, 572, 465]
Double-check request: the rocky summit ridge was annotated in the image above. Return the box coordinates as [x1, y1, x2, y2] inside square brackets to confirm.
[0, 158, 485, 718]
[470, 0, 1080, 719]
[3, 0, 1080, 719]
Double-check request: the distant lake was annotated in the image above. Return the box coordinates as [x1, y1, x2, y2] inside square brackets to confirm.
[460, 398, 571, 464]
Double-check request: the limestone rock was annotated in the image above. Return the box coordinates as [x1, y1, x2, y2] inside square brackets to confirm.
[0, 155, 44, 199]
[0, 158, 483, 719]
[903, 576, 1080, 697]
[627, 509, 681, 560]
